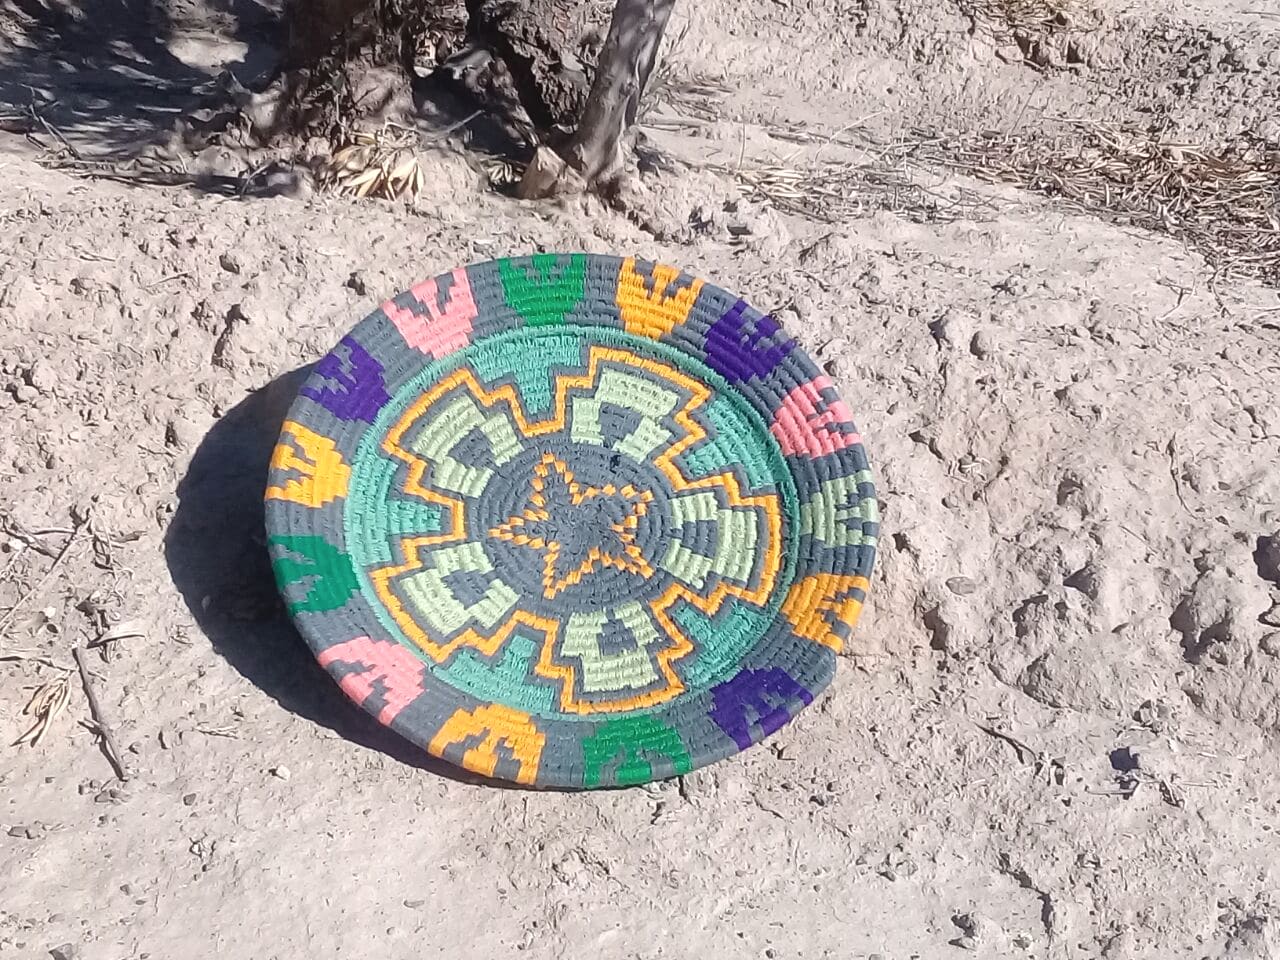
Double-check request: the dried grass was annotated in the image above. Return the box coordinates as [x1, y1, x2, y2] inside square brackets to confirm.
[907, 123, 1280, 286]
[644, 25, 731, 123]
[716, 117, 1279, 288]
[715, 158, 992, 225]
[13, 672, 71, 746]
[960, 0, 1096, 37]
[318, 124, 425, 201]
[712, 122, 998, 226]
[646, 67, 731, 123]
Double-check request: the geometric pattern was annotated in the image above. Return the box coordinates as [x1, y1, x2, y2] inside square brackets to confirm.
[265, 254, 878, 788]
[368, 347, 781, 715]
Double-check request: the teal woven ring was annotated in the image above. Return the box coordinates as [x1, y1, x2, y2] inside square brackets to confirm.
[264, 254, 878, 788]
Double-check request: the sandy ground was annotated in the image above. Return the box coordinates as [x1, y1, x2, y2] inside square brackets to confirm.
[3, 0, 1280, 958]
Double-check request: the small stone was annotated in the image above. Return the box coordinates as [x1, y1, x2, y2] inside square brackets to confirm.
[403, 899, 425, 908]
[165, 416, 206, 451]
[1261, 633, 1280, 657]
[13, 383, 39, 403]
[345, 272, 369, 296]
[1064, 563, 1101, 600]
[50, 944, 79, 960]
[791, 295, 816, 323]
[270, 765, 292, 781]
[854, 269, 887, 305]
[218, 251, 243, 275]
[1134, 698, 1172, 732]
[969, 331, 997, 360]
[896, 857, 917, 877]
[262, 168, 314, 199]
[1261, 603, 1280, 629]
[951, 911, 996, 949]
[7, 824, 34, 839]
[182, 793, 198, 806]
[994, 274, 1029, 296]
[26, 360, 58, 394]
[120, 883, 134, 895]
[816, 336, 849, 359]
[946, 576, 978, 597]
[689, 202, 715, 231]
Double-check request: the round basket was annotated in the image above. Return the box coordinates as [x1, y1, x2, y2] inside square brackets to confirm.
[264, 254, 878, 788]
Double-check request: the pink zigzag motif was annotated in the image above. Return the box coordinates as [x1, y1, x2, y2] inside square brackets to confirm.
[316, 636, 426, 725]
[383, 268, 478, 358]
[770, 376, 861, 458]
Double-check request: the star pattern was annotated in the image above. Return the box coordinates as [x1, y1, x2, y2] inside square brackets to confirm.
[488, 454, 655, 599]
[367, 346, 785, 714]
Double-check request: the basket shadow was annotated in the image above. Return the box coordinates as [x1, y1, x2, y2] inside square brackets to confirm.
[163, 366, 522, 787]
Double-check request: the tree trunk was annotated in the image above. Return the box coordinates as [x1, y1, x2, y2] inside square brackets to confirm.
[269, 0, 664, 197]
[565, 0, 674, 185]
[245, 0, 428, 143]
[463, 0, 596, 132]
[282, 0, 383, 70]
[270, 0, 596, 144]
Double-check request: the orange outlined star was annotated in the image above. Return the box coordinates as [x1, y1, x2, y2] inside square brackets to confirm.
[367, 345, 784, 714]
[488, 453, 655, 599]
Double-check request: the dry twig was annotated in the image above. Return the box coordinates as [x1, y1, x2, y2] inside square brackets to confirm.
[959, 0, 1097, 42]
[73, 645, 129, 781]
[0, 519, 83, 637]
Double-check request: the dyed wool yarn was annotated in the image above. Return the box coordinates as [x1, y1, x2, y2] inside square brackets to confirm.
[265, 254, 878, 788]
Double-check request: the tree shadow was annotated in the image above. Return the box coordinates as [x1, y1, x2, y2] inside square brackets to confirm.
[412, 70, 533, 171]
[0, 0, 279, 157]
[0, 0, 535, 192]
[163, 367, 514, 785]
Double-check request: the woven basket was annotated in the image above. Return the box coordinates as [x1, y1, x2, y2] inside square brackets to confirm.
[265, 254, 877, 788]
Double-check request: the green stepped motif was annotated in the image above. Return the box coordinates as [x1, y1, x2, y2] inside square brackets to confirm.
[581, 715, 694, 787]
[497, 254, 587, 327]
[270, 535, 359, 614]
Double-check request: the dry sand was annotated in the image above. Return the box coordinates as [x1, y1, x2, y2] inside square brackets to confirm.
[2, 0, 1280, 957]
